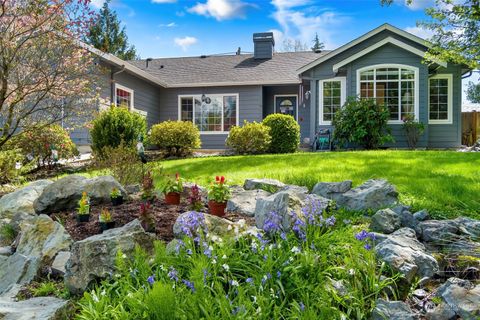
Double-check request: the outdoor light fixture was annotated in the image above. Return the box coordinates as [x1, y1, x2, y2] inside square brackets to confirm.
[305, 90, 311, 100]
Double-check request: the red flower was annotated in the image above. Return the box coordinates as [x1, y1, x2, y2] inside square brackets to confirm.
[220, 176, 225, 183]
[175, 173, 180, 180]
[215, 176, 220, 182]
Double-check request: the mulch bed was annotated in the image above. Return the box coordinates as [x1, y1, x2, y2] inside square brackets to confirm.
[51, 197, 254, 242]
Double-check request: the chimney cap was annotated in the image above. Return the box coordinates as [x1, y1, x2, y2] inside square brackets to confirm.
[253, 32, 275, 45]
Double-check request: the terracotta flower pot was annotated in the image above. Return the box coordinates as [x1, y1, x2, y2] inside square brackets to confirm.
[100, 221, 115, 232]
[165, 192, 181, 205]
[111, 196, 123, 206]
[208, 200, 227, 217]
[76, 214, 90, 223]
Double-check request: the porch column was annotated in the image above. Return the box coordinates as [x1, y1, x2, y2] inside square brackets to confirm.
[309, 79, 317, 140]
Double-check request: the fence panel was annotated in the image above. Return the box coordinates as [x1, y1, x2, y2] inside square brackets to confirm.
[462, 111, 479, 146]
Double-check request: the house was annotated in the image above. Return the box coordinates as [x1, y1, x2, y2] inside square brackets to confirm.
[73, 23, 471, 149]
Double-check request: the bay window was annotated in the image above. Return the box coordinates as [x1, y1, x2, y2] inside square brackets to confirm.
[358, 65, 418, 123]
[429, 74, 452, 124]
[179, 94, 238, 132]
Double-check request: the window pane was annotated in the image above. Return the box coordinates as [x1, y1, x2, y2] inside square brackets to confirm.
[429, 78, 450, 121]
[116, 88, 131, 108]
[401, 81, 415, 119]
[322, 81, 342, 122]
[376, 82, 399, 120]
[401, 69, 415, 80]
[181, 97, 193, 122]
[360, 70, 374, 81]
[223, 96, 237, 131]
[360, 82, 374, 98]
[376, 68, 399, 80]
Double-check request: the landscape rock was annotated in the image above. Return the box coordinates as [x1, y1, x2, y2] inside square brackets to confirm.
[243, 178, 286, 192]
[391, 205, 418, 230]
[425, 302, 457, 320]
[0, 180, 52, 222]
[34, 175, 127, 215]
[370, 208, 402, 234]
[173, 212, 251, 239]
[371, 299, 417, 320]
[413, 209, 429, 221]
[51, 251, 71, 277]
[311, 180, 352, 201]
[375, 228, 439, 283]
[279, 185, 309, 196]
[337, 179, 398, 211]
[0, 253, 39, 295]
[434, 277, 480, 319]
[9, 212, 33, 232]
[125, 184, 141, 195]
[227, 186, 270, 216]
[0, 246, 12, 256]
[0, 295, 68, 320]
[16, 215, 72, 264]
[416, 219, 459, 246]
[64, 219, 155, 294]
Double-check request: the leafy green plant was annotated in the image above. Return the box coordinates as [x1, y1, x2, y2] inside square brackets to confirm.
[90, 105, 147, 155]
[262, 114, 300, 153]
[110, 188, 121, 199]
[226, 120, 271, 154]
[333, 97, 393, 149]
[0, 224, 17, 243]
[0, 149, 22, 184]
[144, 282, 177, 320]
[31, 281, 68, 299]
[402, 114, 425, 149]
[77, 192, 90, 215]
[158, 173, 183, 194]
[150, 121, 201, 157]
[207, 176, 231, 203]
[99, 208, 113, 223]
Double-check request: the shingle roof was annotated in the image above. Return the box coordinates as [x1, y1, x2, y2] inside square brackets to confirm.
[127, 51, 329, 88]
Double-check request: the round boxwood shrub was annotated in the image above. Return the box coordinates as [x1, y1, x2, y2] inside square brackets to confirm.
[226, 121, 271, 155]
[332, 97, 393, 150]
[262, 114, 300, 154]
[150, 121, 201, 157]
[90, 106, 147, 154]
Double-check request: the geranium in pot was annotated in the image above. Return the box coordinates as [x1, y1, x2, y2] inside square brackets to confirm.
[99, 207, 115, 232]
[76, 192, 90, 223]
[207, 176, 231, 217]
[110, 188, 123, 206]
[159, 173, 183, 205]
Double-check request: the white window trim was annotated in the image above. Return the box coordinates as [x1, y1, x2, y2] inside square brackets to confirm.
[114, 83, 134, 110]
[428, 74, 453, 125]
[274, 94, 299, 121]
[356, 64, 419, 124]
[177, 93, 240, 134]
[318, 77, 346, 125]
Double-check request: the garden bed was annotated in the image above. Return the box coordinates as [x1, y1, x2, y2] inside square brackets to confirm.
[51, 198, 253, 242]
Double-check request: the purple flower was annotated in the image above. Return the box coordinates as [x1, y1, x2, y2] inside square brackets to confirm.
[355, 230, 370, 241]
[299, 302, 305, 312]
[355, 230, 376, 250]
[280, 232, 287, 240]
[177, 211, 208, 238]
[276, 271, 281, 278]
[182, 279, 195, 293]
[232, 305, 245, 315]
[364, 243, 372, 250]
[168, 267, 179, 282]
[325, 216, 336, 226]
[245, 277, 253, 284]
[203, 247, 212, 258]
[203, 269, 209, 284]
[147, 275, 155, 285]
[263, 211, 283, 235]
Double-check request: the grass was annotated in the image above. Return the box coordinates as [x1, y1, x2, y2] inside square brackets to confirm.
[155, 150, 480, 219]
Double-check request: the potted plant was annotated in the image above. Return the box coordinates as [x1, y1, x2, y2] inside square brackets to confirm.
[139, 202, 155, 232]
[159, 173, 183, 205]
[76, 192, 90, 223]
[99, 207, 115, 232]
[110, 188, 123, 206]
[207, 176, 231, 217]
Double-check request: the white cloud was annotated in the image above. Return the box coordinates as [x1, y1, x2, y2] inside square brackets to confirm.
[151, 0, 177, 3]
[270, 0, 347, 50]
[403, 0, 435, 10]
[404, 26, 434, 40]
[90, 0, 106, 8]
[159, 22, 177, 27]
[188, 0, 254, 21]
[174, 36, 198, 51]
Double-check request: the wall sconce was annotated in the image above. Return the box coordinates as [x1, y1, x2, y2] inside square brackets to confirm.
[305, 90, 311, 100]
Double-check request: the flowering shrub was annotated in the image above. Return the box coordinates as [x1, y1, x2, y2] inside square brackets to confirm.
[208, 176, 231, 203]
[76, 201, 399, 319]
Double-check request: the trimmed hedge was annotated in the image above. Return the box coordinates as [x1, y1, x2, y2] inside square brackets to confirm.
[226, 121, 271, 154]
[262, 114, 300, 154]
[150, 121, 201, 157]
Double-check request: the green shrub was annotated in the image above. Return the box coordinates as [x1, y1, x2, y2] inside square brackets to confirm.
[402, 114, 425, 149]
[144, 282, 177, 320]
[226, 121, 271, 154]
[333, 97, 394, 150]
[150, 121, 201, 157]
[262, 114, 300, 153]
[0, 224, 17, 244]
[90, 106, 147, 155]
[0, 149, 21, 184]
[12, 124, 78, 168]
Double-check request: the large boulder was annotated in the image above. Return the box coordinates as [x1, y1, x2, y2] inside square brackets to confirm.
[430, 277, 480, 320]
[254, 192, 331, 231]
[371, 299, 417, 320]
[243, 178, 286, 192]
[375, 228, 438, 283]
[0, 295, 68, 320]
[16, 215, 72, 264]
[0, 180, 52, 223]
[227, 186, 270, 216]
[311, 180, 352, 201]
[0, 253, 39, 295]
[34, 175, 127, 215]
[64, 219, 155, 294]
[370, 208, 402, 234]
[337, 179, 398, 211]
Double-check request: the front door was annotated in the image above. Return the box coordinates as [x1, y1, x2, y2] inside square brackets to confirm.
[275, 95, 297, 120]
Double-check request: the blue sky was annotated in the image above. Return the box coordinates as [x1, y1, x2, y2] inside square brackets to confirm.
[91, 0, 479, 106]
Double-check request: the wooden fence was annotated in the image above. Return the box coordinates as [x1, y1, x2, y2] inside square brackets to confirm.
[462, 111, 479, 146]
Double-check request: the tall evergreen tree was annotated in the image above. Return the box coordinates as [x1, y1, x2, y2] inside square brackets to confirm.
[87, 0, 138, 60]
[311, 33, 324, 52]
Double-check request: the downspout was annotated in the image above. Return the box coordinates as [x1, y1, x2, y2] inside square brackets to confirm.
[110, 65, 126, 104]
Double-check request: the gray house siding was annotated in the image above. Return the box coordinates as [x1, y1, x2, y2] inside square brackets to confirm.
[158, 85, 263, 149]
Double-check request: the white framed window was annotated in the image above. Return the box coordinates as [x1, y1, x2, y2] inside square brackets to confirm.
[356, 64, 419, 124]
[274, 95, 298, 121]
[115, 83, 134, 109]
[428, 74, 453, 124]
[319, 77, 346, 125]
[178, 94, 239, 133]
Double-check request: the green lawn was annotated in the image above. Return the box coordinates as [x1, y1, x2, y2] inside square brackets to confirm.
[158, 150, 480, 219]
